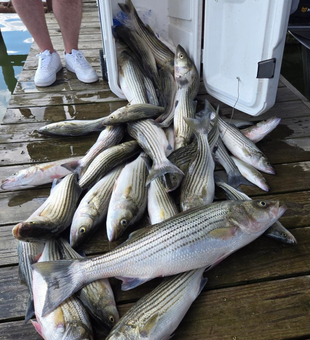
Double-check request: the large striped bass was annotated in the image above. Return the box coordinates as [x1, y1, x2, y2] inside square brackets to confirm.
[106, 268, 207, 340]
[180, 111, 219, 211]
[70, 165, 123, 249]
[106, 153, 148, 241]
[32, 240, 93, 340]
[62, 125, 125, 176]
[12, 173, 82, 242]
[33, 199, 286, 316]
[38, 117, 106, 137]
[78, 141, 140, 189]
[1, 157, 79, 191]
[218, 115, 275, 174]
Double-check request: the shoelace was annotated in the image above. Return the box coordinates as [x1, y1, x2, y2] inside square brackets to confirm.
[36, 52, 52, 70]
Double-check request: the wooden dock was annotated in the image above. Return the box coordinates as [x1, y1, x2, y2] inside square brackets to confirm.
[1, 1, 310, 339]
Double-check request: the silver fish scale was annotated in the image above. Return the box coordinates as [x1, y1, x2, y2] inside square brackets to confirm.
[148, 177, 178, 224]
[119, 53, 148, 104]
[127, 120, 166, 165]
[218, 116, 264, 157]
[79, 125, 124, 170]
[181, 133, 215, 210]
[28, 174, 80, 229]
[79, 141, 139, 189]
[83, 202, 234, 280]
[174, 88, 196, 149]
[110, 268, 204, 337]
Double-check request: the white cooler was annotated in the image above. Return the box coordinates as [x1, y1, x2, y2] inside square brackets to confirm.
[98, 0, 293, 116]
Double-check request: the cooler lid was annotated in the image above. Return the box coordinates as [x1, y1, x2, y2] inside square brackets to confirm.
[202, 0, 292, 116]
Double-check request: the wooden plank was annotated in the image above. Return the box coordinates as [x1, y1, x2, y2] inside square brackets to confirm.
[0, 135, 98, 166]
[2, 102, 125, 124]
[7, 89, 123, 109]
[173, 276, 310, 340]
[0, 321, 41, 340]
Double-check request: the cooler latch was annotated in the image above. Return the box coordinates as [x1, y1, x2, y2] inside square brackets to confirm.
[257, 58, 276, 78]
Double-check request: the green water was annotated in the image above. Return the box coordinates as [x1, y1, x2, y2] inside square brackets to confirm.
[0, 14, 33, 122]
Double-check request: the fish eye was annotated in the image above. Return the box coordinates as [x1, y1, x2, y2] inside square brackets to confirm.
[79, 227, 86, 234]
[110, 116, 114, 119]
[120, 219, 127, 226]
[29, 221, 35, 224]
[109, 316, 115, 323]
[179, 53, 184, 59]
[281, 233, 287, 237]
[258, 201, 267, 207]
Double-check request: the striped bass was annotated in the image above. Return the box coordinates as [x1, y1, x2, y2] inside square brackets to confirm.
[231, 156, 269, 192]
[213, 138, 253, 189]
[127, 119, 183, 185]
[106, 153, 148, 241]
[38, 117, 106, 137]
[240, 117, 281, 143]
[33, 199, 286, 316]
[70, 166, 123, 249]
[180, 111, 219, 211]
[57, 238, 119, 330]
[174, 45, 200, 100]
[215, 177, 296, 245]
[118, 0, 175, 74]
[106, 268, 207, 340]
[101, 104, 164, 125]
[32, 240, 93, 340]
[78, 140, 140, 189]
[218, 115, 275, 174]
[173, 88, 196, 150]
[148, 175, 179, 224]
[12, 173, 82, 242]
[118, 50, 149, 104]
[17, 240, 44, 323]
[62, 125, 125, 176]
[1, 157, 79, 191]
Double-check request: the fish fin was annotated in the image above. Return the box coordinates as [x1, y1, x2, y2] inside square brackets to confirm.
[146, 160, 184, 185]
[208, 227, 238, 240]
[31, 320, 45, 338]
[265, 222, 297, 245]
[50, 178, 61, 192]
[198, 276, 208, 296]
[118, 276, 151, 291]
[184, 113, 211, 135]
[61, 160, 80, 173]
[140, 313, 160, 337]
[24, 295, 35, 324]
[226, 170, 257, 190]
[32, 259, 84, 317]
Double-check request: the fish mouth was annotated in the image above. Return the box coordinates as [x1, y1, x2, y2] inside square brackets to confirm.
[12, 223, 22, 239]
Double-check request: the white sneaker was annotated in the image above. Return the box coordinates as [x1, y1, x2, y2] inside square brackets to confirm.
[34, 50, 63, 87]
[64, 49, 98, 83]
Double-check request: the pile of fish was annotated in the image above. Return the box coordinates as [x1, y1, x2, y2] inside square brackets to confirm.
[2, 0, 297, 339]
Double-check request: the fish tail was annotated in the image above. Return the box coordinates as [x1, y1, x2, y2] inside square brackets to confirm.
[146, 160, 184, 185]
[32, 259, 84, 317]
[184, 113, 211, 135]
[227, 170, 257, 190]
[61, 160, 80, 173]
[24, 295, 35, 324]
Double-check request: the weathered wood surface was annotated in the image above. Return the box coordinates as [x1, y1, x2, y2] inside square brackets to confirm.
[1, 0, 310, 339]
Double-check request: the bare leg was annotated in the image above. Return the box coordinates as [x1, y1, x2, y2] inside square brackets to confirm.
[12, 0, 55, 53]
[52, 0, 83, 54]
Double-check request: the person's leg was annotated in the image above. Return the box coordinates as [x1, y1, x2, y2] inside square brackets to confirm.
[52, 0, 82, 53]
[12, 0, 55, 53]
